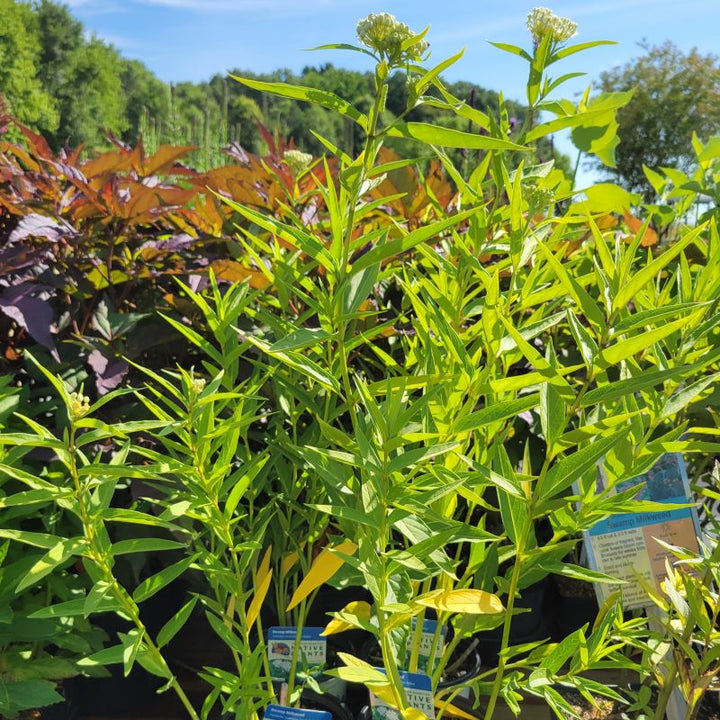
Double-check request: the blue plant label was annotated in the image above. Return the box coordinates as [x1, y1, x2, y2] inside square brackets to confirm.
[585, 453, 702, 609]
[409, 618, 446, 673]
[267, 627, 326, 680]
[265, 705, 331, 720]
[369, 669, 435, 719]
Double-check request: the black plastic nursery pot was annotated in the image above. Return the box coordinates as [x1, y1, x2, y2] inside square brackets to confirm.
[358, 634, 483, 684]
[72, 612, 161, 717]
[550, 574, 599, 639]
[299, 688, 355, 720]
[241, 689, 353, 720]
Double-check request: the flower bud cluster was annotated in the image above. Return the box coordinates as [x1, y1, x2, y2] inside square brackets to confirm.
[526, 7, 577, 45]
[282, 149, 313, 175]
[69, 391, 90, 420]
[356, 13, 427, 63]
[526, 184, 555, 215]
[191, 377, 206, 395]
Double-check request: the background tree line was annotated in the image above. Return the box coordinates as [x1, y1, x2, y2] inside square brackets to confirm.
[1, 0, 718, 193]
[0, 0, 540, 170]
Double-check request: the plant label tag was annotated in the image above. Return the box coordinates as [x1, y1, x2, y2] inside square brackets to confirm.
[585, 453, 702, 609]
[409, 618, 446, 672]
[369, 669, 435, 719]
[267, 627, 326, 680]
[265, 704, 331, 720]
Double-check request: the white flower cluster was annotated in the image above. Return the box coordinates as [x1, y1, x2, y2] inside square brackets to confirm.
[356, 12, 427, 63]
[283, 149, 313, 175]
[526, 7, 577, 45]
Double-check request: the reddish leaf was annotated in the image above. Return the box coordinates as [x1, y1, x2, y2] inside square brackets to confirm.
[210, 259, 270, 289]
[623, 210, 658, 247]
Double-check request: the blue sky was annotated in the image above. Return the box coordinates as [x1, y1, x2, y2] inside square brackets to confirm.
[66, 0, 720, 183]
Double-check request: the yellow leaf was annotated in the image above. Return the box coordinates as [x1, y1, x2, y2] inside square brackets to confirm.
[334, 666, 388, 685]
[257, 546, 272, 583]
[322, 600, 372, 636]
[385, 609, 415, 631]
[416, 589, 503, 615]
[282, 551, 299, 574]
[246, 567, 272, 628]
[369, 683, 399, 706]
[337, 651, 373, 669]
[369, 685, 430, 720]
[246, 546, 273, 628]
[401, 707, 430, 720]
[435, 698, 479, 719]
[286, 540, 357, 611]
[224, 594, 236, 630]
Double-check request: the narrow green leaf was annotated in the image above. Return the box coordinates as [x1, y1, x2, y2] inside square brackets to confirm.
[30, 597, 121, 618]
[488, 41, 532, 61]
[0, 529, 59, 549]
[133, 557, 195, 603]
[456, 394, 540, 433]
[662, 372, 720, 419]
[612, 302, 708, 334]
[415, 49, 465, 95]
[230, 76, 367, 129]
[111, 538, 185, 556]
[351, 207, 478, 273]
[157, 597, 198, 648]
[540, 382, 565, 451]
[77, 643, 124, 668]
[0, 489, 68, 509]
[567, 310, 598, 369]
[342, 262, 379, 317]
[245, 335, 340, 394]
[540, 561, 624, 584]
[580, 367, 689, 408]
[597, 315, 697, 369]
[499, 312, 566, 354]
[221, 198, 335, 271]
[270, 327, 331, 352]
[16, 538, 87, 592]
[551, 40, 617, 61]
[387, 442, 460, 474]
[536, 240, 606, 329]
[540, 430, 624, 500]
[385, 122, 527, 151]
[614, 224, 707, 310]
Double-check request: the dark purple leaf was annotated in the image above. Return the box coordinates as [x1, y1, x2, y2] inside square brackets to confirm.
[224, 142, 251, 165]
[9, 214, 76, 243]
[187, 274, 208, 293]
[0, 282, 58, 360]
[301, 198, 320, 226]
[88, 349, 128, 395]
[139, 234, 195, 253]
[46, 160, 87, 183]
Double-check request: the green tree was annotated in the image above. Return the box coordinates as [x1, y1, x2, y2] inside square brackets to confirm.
[51, 37, 128, 148]
[34, 0, 83, 98]
[0, 0, 57, 133]
[597, 41, 720, 195]
[120, 59, 170, 144]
